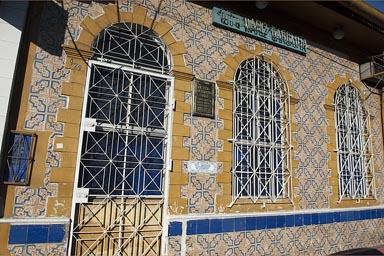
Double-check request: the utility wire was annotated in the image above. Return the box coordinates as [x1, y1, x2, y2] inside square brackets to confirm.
[150, 0, 163, 30]
[60, 0, 91, 69]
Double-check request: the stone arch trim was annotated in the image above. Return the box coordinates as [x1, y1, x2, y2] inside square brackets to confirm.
[325, 74, 378, 208]
[64, 5, 191, 74]
[216, 44, 299, 212]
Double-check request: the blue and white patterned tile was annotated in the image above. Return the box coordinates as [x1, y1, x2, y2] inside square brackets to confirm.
[13, 187, 48, 217]
[8, 244, 25, 256]
[167, 236, 182, 255]
[181, 173, 222, 214]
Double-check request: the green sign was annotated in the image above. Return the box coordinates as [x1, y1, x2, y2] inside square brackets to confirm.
[212, 7, 307, 55]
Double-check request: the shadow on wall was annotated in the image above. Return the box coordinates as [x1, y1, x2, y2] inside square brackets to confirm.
[1, 1, 68, 57]
[0, 1, 69, 217]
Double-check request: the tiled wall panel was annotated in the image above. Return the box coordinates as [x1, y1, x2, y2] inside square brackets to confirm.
[7, 0, 384, 254]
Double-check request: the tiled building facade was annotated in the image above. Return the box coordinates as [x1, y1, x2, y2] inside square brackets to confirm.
[0, 0, 383, 255]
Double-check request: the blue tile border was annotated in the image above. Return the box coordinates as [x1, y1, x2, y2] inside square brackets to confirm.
[168, 222, 183, 236]
[8, 224, 66, 245]
[168, 208, 384, 236]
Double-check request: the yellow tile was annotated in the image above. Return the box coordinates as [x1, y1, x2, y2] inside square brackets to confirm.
[218, 109, 233, 121]
[79, 16, 100, 34]
[172, 124, 190, 136]
[94, 12, 112, 32]
[169, 173, 188, 184]
[67, 96, 84, 110]
[63, 123, 80, 138]
[175, 102, 191, 113]
[174, 80, 192, 91]
[171, 147, 189, 160]
[218, 151, 232, 162]
[60, 152, 78, 168]
[62, 82, 84, 97]
[172, 135, 184, 148]
[169, 42, 187, 55]
[224, 55, 238, 70]
[50, 167, 76, 183]
[218, 129, 232, 141]
[58, 183, 74, 198]
[103, 5, 119, 24]
[132, 6, 147, 24]
[171, 160, 182, 173]
[168, 184, 181, 197]
[77, 29, 96, 49]
[46, 197, 72, 217]
[173, 111, 184, 125]
[220, 161, 232, 172]
[70, 69, 87, 84]
[217, 173, 231, 183]
[174, 90, 186, 101]
[222, 140, 232, 152]
[120, 12, 133, 23]
[153, 19, 173, 37]
[218, 89, 233, 100]
[0, 224, 10, 254]
[168, 198, 187, 215]
[54, 137, 79, 152]
[57, 109, 81, 124]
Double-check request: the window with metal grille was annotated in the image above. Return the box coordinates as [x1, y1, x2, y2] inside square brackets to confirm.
[77, 22, 173, 198]
[92, 22, 171, 75]
[335, 84, 375, 200]
[3, 131, 36, 185]
[231, 57, 292, 204]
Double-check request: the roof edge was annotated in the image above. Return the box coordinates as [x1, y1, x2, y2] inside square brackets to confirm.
[339, 1, 384, 29]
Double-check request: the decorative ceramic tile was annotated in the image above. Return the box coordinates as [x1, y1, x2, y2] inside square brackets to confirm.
[167, 236, 182, 255]
[181, 173, 222, 213]
[8, 245, 25, 256]
[13, 187, 49, 217]
[25, 243, 67, 256]
[183, 116, 223, 162]
[24, 47, 68, 132]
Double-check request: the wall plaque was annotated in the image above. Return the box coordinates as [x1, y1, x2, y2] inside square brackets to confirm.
[187, 161, 218, 173]
[212, 7, 307, 55]
[193, 78, 215, 118]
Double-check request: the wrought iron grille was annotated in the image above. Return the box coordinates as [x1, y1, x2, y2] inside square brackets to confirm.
[3, 131, 36, 185]
[78, 63, 170, 198]
[92, 23, 172, 75]
[231, 57, 292, 204]
[71, 22, 173, 256]
[335, 84, 375, 200]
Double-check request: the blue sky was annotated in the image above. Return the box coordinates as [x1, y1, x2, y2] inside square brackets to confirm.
[365, 1, 384, 13]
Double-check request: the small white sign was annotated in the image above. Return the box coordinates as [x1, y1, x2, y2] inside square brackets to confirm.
[187, 161, 218, 173]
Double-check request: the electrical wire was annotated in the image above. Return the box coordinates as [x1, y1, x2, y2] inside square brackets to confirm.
[150, 0, 163, 30]
[60, 0, 91, 69]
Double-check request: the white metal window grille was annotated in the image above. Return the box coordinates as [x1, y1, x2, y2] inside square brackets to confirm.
[92, 22, 171, 75]
[231, 57, 292, 204]
[335, 84, 375, 201]
[71, 22, 173, 256]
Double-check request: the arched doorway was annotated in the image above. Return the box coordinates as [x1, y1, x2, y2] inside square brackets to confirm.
[70, 22, 173, 256]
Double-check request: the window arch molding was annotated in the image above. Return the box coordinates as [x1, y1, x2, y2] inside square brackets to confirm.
[324, 75, 376, 206]
[216, 44, 299, 210]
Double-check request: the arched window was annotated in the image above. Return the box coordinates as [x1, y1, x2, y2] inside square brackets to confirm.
[335, 84, 375, 200]
[92, 22, 172, 74]
[232, 57, 292, 203]
[71, 22, 173, 255]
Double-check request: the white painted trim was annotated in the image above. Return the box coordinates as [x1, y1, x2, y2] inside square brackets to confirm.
[0, 217, 70, 224]
[161, 76, 175, 256]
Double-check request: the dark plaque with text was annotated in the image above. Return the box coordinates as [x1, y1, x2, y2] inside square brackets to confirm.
[193, 79, 215, 118]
